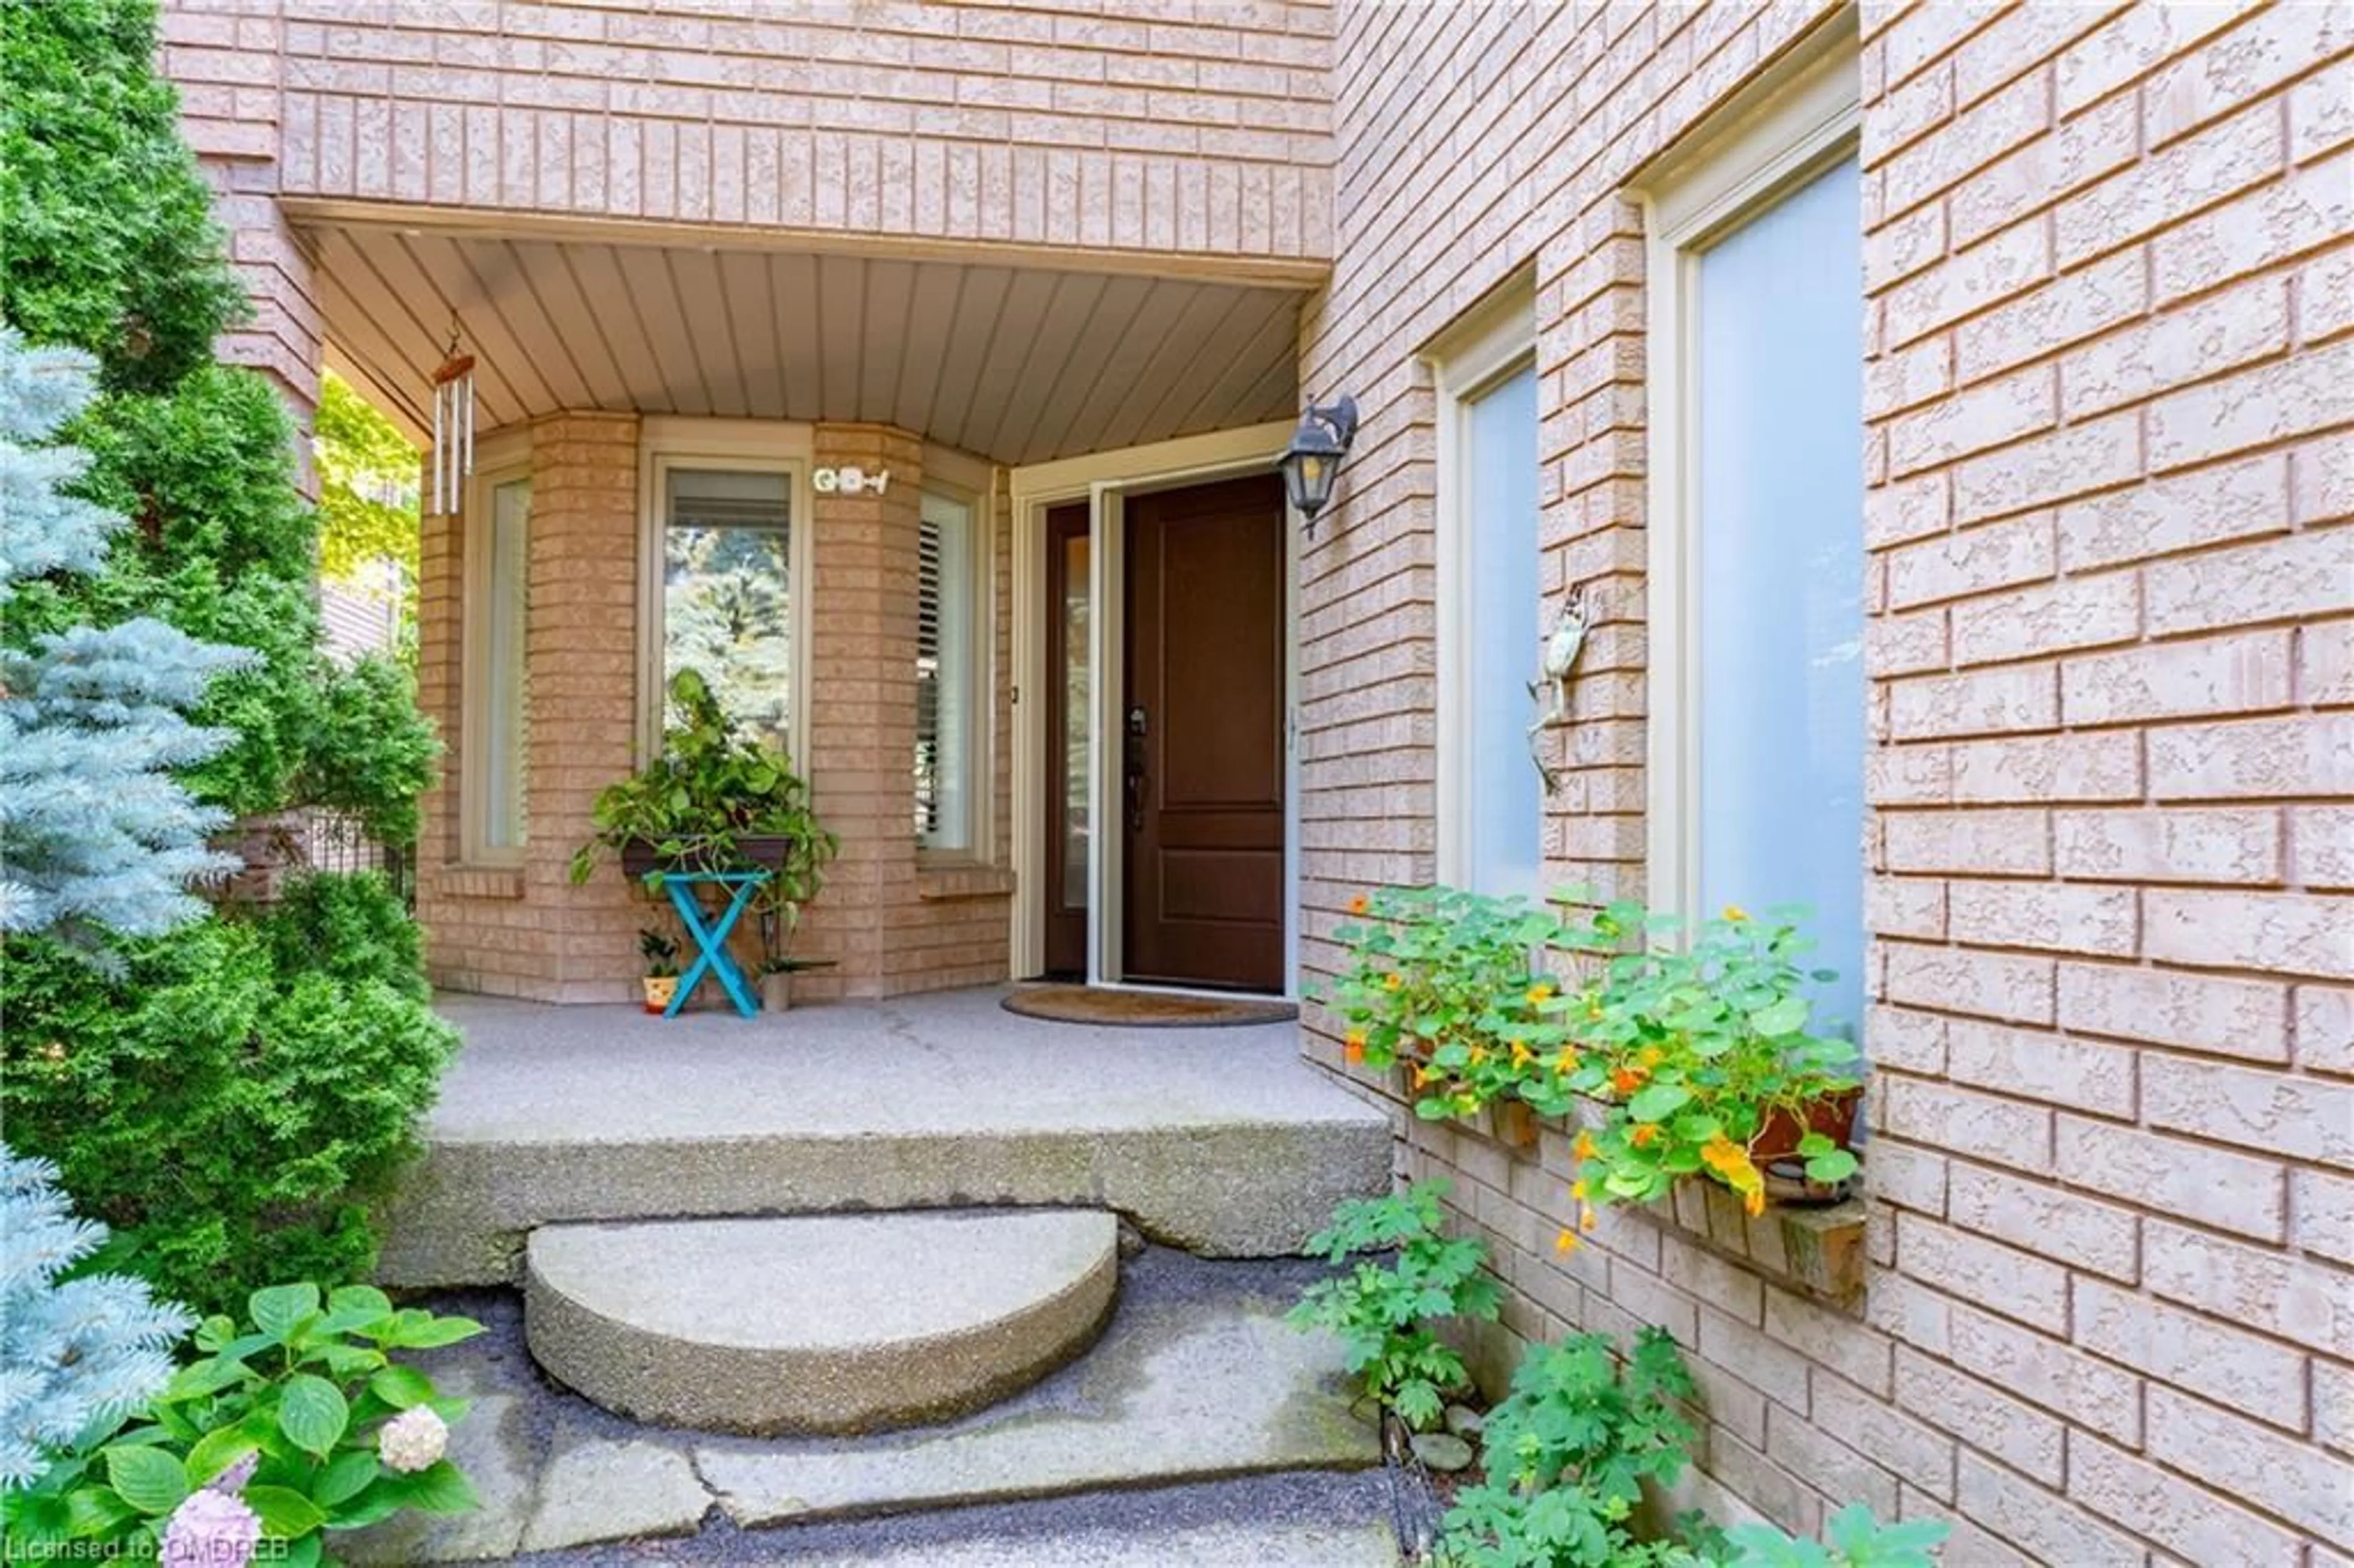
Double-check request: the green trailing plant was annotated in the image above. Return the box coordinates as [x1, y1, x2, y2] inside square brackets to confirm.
[1439, 1328, 1704, 1568]
[639, 928, 680, 979]
[1325, 888, 1862, 1216]
[1287, 1179, 1499, 1431]
[4, 1282, 482, 1567]
[571, 668, 839, 945]
[1724, 1505, 1949, 1568]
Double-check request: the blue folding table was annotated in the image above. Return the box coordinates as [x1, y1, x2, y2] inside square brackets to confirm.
[647, 867, 772, 1019]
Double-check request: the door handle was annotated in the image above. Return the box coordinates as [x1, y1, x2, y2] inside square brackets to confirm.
[1125, 704, 1149, 832]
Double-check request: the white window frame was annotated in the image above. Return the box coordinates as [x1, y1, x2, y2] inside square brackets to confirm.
[916, 476, 991, 861]
[1636, 21, 1860, 918]
[459, 433, 532, 866]
[1427, 277, 1539, 891]
[635, 417, 816, 770]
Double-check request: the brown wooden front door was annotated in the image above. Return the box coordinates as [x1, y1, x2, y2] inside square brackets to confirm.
[1120, 474, 1286, 991]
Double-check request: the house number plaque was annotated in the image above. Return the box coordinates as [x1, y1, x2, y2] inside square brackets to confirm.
[812, 466, 890, 495]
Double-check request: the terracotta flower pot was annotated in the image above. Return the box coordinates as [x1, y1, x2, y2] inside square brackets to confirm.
[642, 975, 679, 1014]
[1751, 1087, 1862, 1206]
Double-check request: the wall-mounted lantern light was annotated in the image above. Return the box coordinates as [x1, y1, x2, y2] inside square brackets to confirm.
[1278, 394, 1359, 534]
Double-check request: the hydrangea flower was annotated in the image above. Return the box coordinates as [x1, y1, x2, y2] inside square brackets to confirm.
[160, 1485, 260, 1568]
[378, 1405, 448, 1473]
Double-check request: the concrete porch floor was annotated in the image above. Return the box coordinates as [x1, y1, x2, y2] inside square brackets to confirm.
[378, 989, 1396, 1286]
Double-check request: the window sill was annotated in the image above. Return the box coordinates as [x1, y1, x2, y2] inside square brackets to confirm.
[434, 864, 525, 900]
[917, 862, 1016, 901]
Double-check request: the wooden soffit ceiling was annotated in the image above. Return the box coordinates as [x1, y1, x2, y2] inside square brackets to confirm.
[304, 212, 1309, 468]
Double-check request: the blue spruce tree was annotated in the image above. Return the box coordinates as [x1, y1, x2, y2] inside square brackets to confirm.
[0, 327, 251, 952]
[0, 1146, 194, 1489]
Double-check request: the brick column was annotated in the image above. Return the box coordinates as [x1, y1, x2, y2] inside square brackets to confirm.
[527, 413, 643, 1001]
[798, 425, 928, 999]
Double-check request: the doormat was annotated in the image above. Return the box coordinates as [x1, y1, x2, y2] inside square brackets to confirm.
[1000, 985, 1298, 1028]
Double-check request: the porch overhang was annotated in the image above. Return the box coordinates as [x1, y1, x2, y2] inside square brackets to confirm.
[291, 201, 1317, 466]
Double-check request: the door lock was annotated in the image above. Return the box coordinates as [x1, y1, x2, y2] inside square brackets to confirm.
[1125, 705, 1149, 831]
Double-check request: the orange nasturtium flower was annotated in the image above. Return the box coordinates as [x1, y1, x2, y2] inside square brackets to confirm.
[1553, 1049, 1579, 1075]
[1745, 1188, 1767, 1218]
[1569, 1180, 1588, 1201]
[1636, 1044, 1665, 1070]
[1555, 1227, 1582, 1255]
[1526, 981, 1555, 1005]
[1511, 1041, 1534, 1069]
[1383, 972, 1404, 992]
[1630, 1123, 1660, 1147]
[1412, 1064, 1438, 1089]
[1723, 904, 1750, 923]
[1581, 1205, 1599, 1231]
[1343, 1029, 1367, 1064]
[1348, 893, 1370, 915]
[1573, 1131, 1599, 1161]
[1610, 1066, 1646, 1095]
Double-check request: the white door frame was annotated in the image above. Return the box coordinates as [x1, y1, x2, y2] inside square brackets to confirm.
[1008, 421, 1299, 994]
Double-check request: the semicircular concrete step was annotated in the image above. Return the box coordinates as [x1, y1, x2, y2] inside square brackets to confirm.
[525, 1209, 1119, 1436]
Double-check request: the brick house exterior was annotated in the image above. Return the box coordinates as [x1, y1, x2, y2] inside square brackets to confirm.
[162, 1, 2349, 1559]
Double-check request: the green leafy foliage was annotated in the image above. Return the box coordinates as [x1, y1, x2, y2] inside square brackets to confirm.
[2, 1284, 482, 1564]
[1287, 1180, 1500, 1431]
[1438, 1328, 1706, 1568]
[1325, 887, 1863, 1214]
[0, 881, 457, 1312]
[573, 668, 840, 954]
[0, 0, 246, 391]
[313, 371, 421, 588]
[1725, 1505, 1951, 1568]
[295, 653, 440, 850]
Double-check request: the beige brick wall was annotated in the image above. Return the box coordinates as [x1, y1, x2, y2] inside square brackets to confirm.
[416, 414, 1013, 1003]
[161, 0, 1332, 265]
[1300, 1, 2350, 1559]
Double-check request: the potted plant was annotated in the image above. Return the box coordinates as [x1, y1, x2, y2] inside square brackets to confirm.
[571, 669, 840, 997]
[1325, 887, 1864, 1216]
[639, 928, 680, 1014]
[1518, 902, 1863, 1217]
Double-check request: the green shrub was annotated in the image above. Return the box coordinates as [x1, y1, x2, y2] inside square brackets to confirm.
[1440, 1327, 1703, 1567]
[0, 0, 246, 390]
[1287, 1179, 1500, 1431]
[0, 892, 457, 1313]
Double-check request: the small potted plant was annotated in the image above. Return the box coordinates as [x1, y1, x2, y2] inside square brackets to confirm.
[573, 669, 840, 1001]
[748, 842, 840, 1014]
[639, 928, 680, 1014]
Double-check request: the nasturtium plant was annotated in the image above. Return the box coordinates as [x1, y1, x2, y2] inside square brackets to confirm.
[1325, 886, 1863, 1219]
[2, 1283, 483, 1567]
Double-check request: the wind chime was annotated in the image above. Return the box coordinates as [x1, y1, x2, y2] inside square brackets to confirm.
[428, 325, 476, 516]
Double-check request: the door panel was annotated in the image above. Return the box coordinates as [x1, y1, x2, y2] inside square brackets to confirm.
[1122, 474, 1286, 991]
[1042, 503, 1091, 980]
